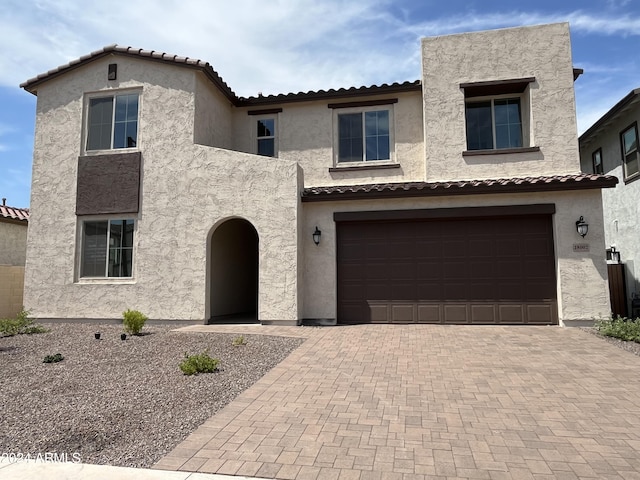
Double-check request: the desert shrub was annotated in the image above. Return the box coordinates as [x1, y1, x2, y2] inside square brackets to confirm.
[596, 316, 640, 343]
[0, 309, 48, 337]
[179, 351, 220, 375]
[122, 309, 148, 335]
[232, 335, 247, 346]
[43, 353, 64, 363]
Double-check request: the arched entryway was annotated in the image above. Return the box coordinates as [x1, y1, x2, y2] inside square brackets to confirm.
[208, 218, 259, 323]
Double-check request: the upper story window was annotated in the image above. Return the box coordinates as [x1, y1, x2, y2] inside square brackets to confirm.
[81, 219, 134, 278]
[592, 148, 603, 174]
[461, 77, 534, 153]
[466, 98, 522, 150]
[257, 118, 276, 157]
[338, 110, 390, 163]
[621, 122, 639, 180]
[86, 93, 139, 151]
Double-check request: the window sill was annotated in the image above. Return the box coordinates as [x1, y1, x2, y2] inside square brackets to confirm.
[624, 172, 640, 185]
[76, 277, 135, 285]
[329, 163, 400, 173]
[83, 147, 139, 156]
[462, 146, 540, 156]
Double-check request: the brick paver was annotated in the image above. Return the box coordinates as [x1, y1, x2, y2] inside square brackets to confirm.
[155, 325, 640, 479]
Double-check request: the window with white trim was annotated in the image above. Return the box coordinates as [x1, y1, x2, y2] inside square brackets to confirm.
[621, 122, 639, 180]
[86, 93, 139, 151]
[81, 219, 134, 278]
[257, 118, 276, 157]
[338, 109, 390, 162]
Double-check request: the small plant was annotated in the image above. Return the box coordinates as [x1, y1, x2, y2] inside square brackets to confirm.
[179, 351, 220, 375]
[122, 309, 148, 335]
[232, 335, 247, 347]
[43, 353, 64, 363]
[0, 309, 48, 337]
[595, 316, 640, 343]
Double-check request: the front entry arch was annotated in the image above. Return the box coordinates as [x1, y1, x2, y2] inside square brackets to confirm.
[208, 218, 259, 323]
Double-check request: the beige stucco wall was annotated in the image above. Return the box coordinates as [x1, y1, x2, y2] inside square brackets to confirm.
[194, 73, 235, 149]
[0, 221, 28, 266]
[25, 56, 301, 322]
[232, 91, 424, 187]
[422, 23, 580, 182]
[580, 100, 640, 309]
[302, 190, 610, 325]
[0, 265, 24, 319]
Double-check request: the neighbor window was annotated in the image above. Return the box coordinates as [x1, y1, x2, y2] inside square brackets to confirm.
[81, 219, 134, 278]
[86, 93, 139, 151]
[465, 98, 522, 151]
[257, 118, 276, 157]
[621, 122, 639, 180]
[338, 110, 390, 162]
[592, 148, 603, 174]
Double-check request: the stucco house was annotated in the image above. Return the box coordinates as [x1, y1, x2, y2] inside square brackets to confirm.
[20, 22, 616, 326]
[579, 88, 640, 317]
[0, 200, 29, 318]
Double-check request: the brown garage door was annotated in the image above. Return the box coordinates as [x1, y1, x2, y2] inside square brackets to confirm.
[336, 207, 557, 325]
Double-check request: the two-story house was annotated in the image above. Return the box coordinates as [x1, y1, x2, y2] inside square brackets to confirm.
[579, 88, 640, 317]
[20, 22, 616, 326]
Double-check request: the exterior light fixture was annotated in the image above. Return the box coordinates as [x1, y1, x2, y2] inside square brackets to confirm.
[610, 246, 621, 263]
[312, 226, 321, 246]
[575, 216, 588, 238]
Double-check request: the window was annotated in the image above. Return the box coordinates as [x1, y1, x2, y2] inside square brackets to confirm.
[621, 122, 639, 180]
[86, 93, 139, 151]
[465, 98, 522, 150]
[592, 148, 603, 174]
[338, 110, 390, 162]
[81, 219, 134, 278]
[257, 118, 275, 157]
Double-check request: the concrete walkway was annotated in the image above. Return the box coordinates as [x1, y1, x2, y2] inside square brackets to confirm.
[155, 325, 640, 480]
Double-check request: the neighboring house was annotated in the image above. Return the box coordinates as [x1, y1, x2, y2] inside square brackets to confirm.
[20, 22, 616, 326]
[579, 88, 640, 317]
[0, 199, 29, 318]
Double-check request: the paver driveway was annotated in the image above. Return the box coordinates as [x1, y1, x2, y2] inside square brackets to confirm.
[155, 325, 640, 479]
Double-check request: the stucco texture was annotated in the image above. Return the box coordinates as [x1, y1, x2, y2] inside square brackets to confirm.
[25, 56, 301, 322]
[422, 23, 581, 182]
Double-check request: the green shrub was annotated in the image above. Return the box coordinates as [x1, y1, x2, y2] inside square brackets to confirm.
[232, 335, 247, 346]
[0, 309, 48, 337]
[595, 316, 640, 343]
[122, 309, 148, 335]
[179, 351, 220, 375]
[43, 353, 64, 363]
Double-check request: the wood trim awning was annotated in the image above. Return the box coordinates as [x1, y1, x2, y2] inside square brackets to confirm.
[460, 77, 536, 98]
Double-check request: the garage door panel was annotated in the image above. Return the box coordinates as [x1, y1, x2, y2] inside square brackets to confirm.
[337, 214, 557, 325]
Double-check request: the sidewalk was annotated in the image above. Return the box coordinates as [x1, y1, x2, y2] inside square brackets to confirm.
[0, 461, 271, 480]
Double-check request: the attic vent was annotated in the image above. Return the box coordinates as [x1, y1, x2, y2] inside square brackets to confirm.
[108, 64, 117, 81]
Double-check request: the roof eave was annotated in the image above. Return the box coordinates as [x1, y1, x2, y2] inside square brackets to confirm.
[301, 175, 618, 202]
[579, 88, 640, 142]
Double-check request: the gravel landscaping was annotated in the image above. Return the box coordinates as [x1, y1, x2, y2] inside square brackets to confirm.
[581, 326, 640, 357]
[0, 323, 305, 468]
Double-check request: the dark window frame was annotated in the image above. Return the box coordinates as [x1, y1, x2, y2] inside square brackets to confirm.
[592, 148, 603, 174]
[256, 117, 276, 157]
[86, 92, 140, 152]
[336, 108, 391, 163]
[465, 96, 523, 151]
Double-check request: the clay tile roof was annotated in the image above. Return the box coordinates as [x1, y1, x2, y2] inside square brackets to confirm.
[20, 45, 421, 106]
[0, 204, 29, 223]
[20, 44, 238, 104]
[301, 173, 618, 202]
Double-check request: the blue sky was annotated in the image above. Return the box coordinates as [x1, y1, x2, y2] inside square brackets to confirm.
[1, 0, 639, 208]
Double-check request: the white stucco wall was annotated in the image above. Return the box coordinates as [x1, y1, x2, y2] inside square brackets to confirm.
[422, 23, 580, 182]
[302, 190, 610, 324]
[24, 56, 301, 322]
[580, 100, 640, 309]
[0, 221, 28, 266]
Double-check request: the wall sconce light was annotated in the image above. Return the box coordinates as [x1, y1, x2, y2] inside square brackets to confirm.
[575, 216, 588, 238]
[312, 226, 321, 246]
[610, 246, 621, 263]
